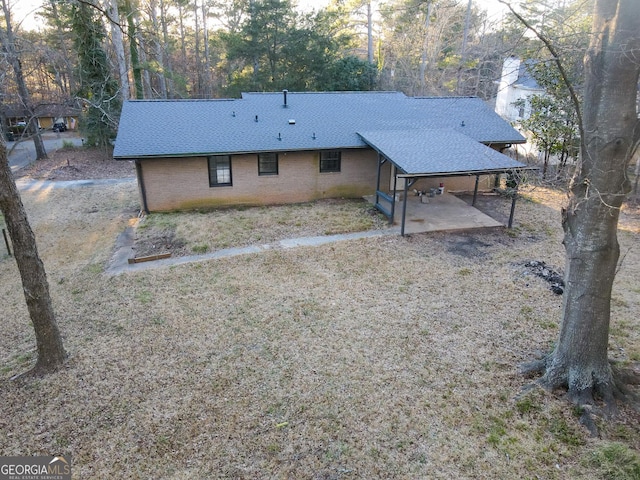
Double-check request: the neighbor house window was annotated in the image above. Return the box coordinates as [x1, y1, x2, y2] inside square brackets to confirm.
[208, 155, 232, 186]
[258, 152, 278, 175]
[320, 150, 341, 173]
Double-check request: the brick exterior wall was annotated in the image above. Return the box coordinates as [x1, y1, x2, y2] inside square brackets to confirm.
[405, 176, 493, 194]
[138, 148, 495, 212]
[140, 149, 391, 211]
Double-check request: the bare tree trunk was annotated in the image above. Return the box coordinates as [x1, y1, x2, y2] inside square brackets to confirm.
[124, 0, 144, 99]
[48, 0, 76, 95]
[178, 2, 187, 64]
[542, 149, 549, 179]
[108, 0, 130, 101]
[529, 0, 640, 413]
[419, 2, 433, 96]
[150, 0, 168, 99]
[0, 141, 66, 375]
[194, 0, 202, 96]
[1, 0, 47, 160]
[634, 153, 640, 195]
[136, 32, 153, 99]
[367, 1, 373, 65]
[159, 0, 174, 98]
[202, 0, 211, 98]
[456, 0, 472, 94]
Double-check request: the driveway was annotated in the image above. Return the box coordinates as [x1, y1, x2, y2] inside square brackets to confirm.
[7, 131, 85, 173]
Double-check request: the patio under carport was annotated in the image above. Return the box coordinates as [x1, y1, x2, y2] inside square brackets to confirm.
[365, 191, 504, 235]
[358, 128, 532, 236]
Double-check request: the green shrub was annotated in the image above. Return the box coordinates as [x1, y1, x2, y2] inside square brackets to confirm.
[192, 243, 210, 254]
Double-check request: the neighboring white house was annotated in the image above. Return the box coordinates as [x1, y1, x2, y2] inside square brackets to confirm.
[494, 56, 544, 123]
[494, 56, 547, 163]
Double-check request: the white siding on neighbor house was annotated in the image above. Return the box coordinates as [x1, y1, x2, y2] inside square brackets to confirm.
[495, 57, 543, 123]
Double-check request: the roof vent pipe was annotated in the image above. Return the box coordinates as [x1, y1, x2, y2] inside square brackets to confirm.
[283, 89, 288, 107]
[255, 115, 258, 122]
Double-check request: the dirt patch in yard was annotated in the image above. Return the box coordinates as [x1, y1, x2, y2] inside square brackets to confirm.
[16, 146, 135, 180]
[133, 228, 189, 258]
[443, 233, 493, 258]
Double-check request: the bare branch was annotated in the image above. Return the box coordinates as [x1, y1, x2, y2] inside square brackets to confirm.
[75, 95, 120, 130]
[498, 0, 585, 144]
[70, 0, 128, 36]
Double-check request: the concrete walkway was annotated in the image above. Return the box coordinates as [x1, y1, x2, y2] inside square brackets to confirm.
[106, 227, 398, 275]
[16, 177, 135, 192]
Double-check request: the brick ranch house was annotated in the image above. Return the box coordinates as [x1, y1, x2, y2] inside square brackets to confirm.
[113, 91, 527, 226]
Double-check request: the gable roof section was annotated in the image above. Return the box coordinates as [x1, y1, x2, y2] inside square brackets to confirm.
[515, 60, 543, 90]
[358, 129, 526, 176]
[113, 91, 526, 159]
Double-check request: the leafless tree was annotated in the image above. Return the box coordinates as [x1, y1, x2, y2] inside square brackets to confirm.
[0, 139, 66, 376]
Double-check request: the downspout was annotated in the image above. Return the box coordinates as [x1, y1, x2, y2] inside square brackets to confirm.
[472, 174, 480, 206]
[391, 166, 398, 224]
[375, 152, 382, 206]
[508, 177, 519, 229]
[401, 178, 409, 236]
[135, 160, 149, 214]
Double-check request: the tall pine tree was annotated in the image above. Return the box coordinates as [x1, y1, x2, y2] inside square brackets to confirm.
[72, 0, 120, 147]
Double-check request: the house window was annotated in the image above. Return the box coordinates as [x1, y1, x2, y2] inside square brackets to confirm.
[208, 155, 232, 186]
[258, 152, 278, 175]
[320, 150, 341, 173]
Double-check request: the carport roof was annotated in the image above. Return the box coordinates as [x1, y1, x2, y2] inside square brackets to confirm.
[357, 128, 528, 177]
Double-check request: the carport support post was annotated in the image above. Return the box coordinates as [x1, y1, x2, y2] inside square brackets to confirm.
[472, 174, 480, 206]
[391, 168, 398, 223]
[401, 178, 409, 236]
[375, 153, 383, 205]
[508, 183, 519, 229]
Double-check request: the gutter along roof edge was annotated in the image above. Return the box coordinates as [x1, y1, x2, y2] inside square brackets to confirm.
[113, 145, 369, 160]
[395, 166, 539, 178]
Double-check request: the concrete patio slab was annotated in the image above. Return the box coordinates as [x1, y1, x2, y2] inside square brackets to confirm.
[365, 192, 504, 234]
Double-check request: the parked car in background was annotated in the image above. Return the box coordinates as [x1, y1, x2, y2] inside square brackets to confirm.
[9, 124, 25, 136]
[52, 122, 67, 132]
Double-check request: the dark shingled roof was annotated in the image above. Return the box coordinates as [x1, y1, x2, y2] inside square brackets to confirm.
[358, 129, 526, 176]
[113, 91, 525, 159]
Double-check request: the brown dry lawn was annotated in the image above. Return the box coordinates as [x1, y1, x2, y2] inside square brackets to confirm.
[1, 167, 639, 478]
